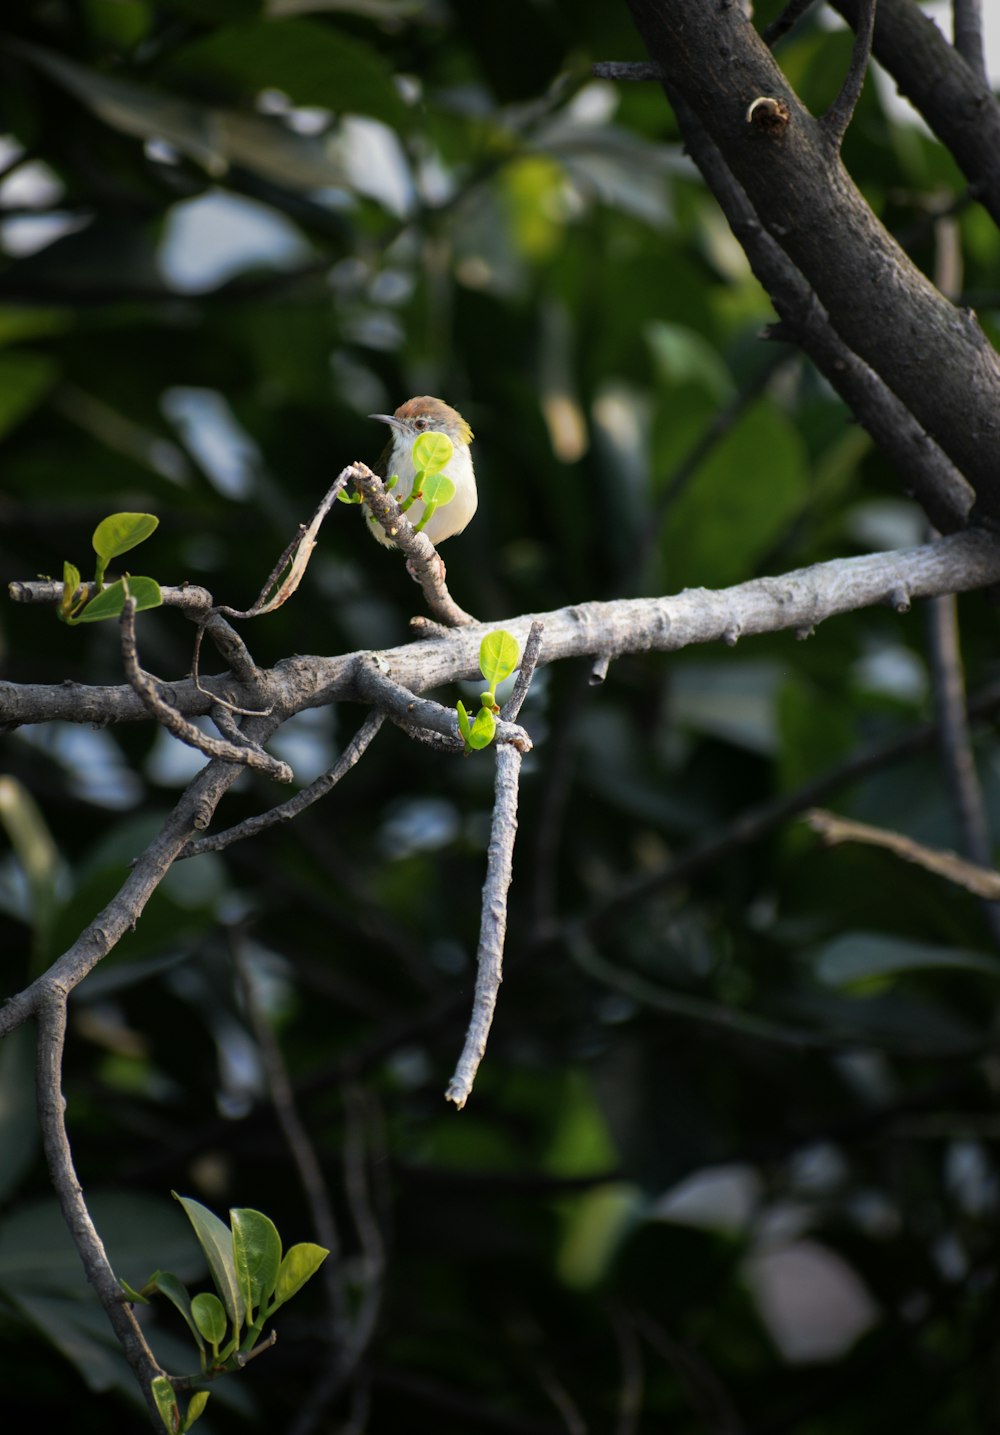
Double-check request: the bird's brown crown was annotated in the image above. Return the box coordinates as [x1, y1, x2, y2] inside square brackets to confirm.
[394, 396, 473, 446]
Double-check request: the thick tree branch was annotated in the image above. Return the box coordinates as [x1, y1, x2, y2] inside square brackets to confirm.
[831, 0, 1000, 228]
[6, 532, 1000, 736]
[624, 0, 1000, 518]
[666, 94, 973, 533]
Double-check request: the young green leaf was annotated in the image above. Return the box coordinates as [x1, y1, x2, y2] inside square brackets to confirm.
[59, 561, 82, 622]
[191, 1291, 228, 1350]
[183, 1392, 211, 1432]
[479, 630, 519, 688]
[456, 700, 473, 747]
[272, 1242, 329, 1309]
[230, 1207, 282, 1319]
[412, 430, 453, 476]
[152, 1374, 181, 1434]
[173, 1193, 245, 1329]
[468, 707, 496, 750]
[118, 1277, 148, 1304]
[138, 1270, 203, 1349]
[92, 512, 159, 564]
[418, 469, 456, 510]
[72, 575, 163, 623]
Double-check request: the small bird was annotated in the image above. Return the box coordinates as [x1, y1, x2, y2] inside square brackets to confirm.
[366, 395, 477, 547]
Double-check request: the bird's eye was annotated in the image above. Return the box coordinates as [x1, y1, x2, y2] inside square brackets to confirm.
[415, 416, 429, 430]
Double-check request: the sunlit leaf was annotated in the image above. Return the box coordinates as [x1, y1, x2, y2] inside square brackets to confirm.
[230, 1208, 282, 1317]
[272, 1242, 328, 1308]
[92, 512, 159, 564]
[173, 1195, 244, 1328]
[468, 707, 496, 750]
[412, 430, 453, 476]
[479, 630, 519, 687]
[73, 576, 163, 623]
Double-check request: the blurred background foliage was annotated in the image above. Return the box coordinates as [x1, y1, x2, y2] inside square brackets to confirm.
[2, 0, 1000, 1429]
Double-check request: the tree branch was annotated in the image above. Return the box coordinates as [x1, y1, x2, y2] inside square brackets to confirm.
[6, 532, 1000, 736]
[822, 0, 877, 148]
[182, 711, 384, 859]
[446, 738, 523, 1109]
[830, 0, 1000, 229]
[120, 597, 293, 783]
[806, 807, 1000, 899]
[35, 995, 166, 1419]
[624, 0, 1000, 518]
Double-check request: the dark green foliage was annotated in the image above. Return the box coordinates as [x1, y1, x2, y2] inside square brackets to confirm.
[2, 1, 1000, 1431]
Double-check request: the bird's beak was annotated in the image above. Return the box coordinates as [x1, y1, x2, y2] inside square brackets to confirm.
[368, 413, 407, 433]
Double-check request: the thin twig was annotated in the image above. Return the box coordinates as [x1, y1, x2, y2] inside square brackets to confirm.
[215, 468, 353, 623]
[823, 0, 876, 146]
[501, 619, 545, 723]
[633, 1310, 745, 1435]
[953, 0, 987, 83]
[35, 995, 166, 1419]
[762, 0, 820, 46]
[0, 724, 274, 1038]
[926, 592, 1000, 943]
[234, 941, 348, 1339]
[609, 1306, 644, 1435]
[668, 94, 973, 533]
[569, 928, 982, 1056]
[120, 597, 293, 782]
[806, 807, 1000, 899]
[446, 739, 523, 1108]
[346, 463, 478, 627]
[181, 712, 385, 859]
[357, 660, 532, 754]
[591, 60, 663, 81]
[578, 676, 1000, 939]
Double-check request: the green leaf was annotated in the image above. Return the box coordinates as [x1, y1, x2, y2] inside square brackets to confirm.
[814, 932, 1000, 988]
[412, 430, 453, 476]
[73, 576, 163, 623]
[658, 401, 808, 590]
[168, 19, 407, 126]
[59, 561, 82, 621]
[173, 1194, 245, 1329]
[0, 351, 58, 440]
[142, 1270, 204, 1351]
[0, 773, 61, 965]
[479, 630, 520, 688]
[230, 1208, 282, 1318]
[456, 700, 473, 746]
[183, 1391, 211, 1432]
[92, 512, 159, 564]
[468, 707, 497, 750]
[191, 1291, 228, 1348]
[272, 1242, 328, 1309]
[152, 1375, 181, 1434]
[419, 470, 456, 509]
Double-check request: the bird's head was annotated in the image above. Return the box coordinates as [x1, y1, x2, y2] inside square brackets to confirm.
[368, 395, 473, 449]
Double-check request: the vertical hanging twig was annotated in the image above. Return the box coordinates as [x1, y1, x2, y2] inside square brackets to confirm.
[953, 0, 988, 83]
[445, 740, 524, 1109]
[822, 0, 878, 148]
